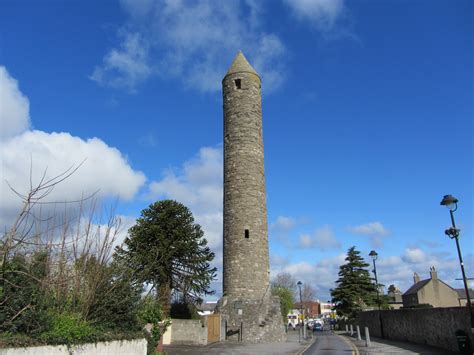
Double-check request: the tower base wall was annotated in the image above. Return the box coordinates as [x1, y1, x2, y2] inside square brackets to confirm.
[216, 293, 286, 343]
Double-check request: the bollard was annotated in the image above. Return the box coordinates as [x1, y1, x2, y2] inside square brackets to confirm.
[345, 324, 349, 333]
[357, 325, 362, 341]
[365, 327, 371, 347]
[303, 322, 307, 339]
[350, 324, 354, 336]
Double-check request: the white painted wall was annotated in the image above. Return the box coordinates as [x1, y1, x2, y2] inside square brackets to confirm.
[0, 338, 147, 355]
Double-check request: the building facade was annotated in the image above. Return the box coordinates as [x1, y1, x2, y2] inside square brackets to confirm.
[402, 267, 462, 308]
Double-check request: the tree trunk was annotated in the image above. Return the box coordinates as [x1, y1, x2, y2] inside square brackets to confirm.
[158, 281, 171, 317]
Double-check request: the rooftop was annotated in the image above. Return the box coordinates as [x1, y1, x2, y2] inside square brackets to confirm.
[225, 51, 259, 78]
[456, 288, 474, 299]
[403, 279, 431, 295]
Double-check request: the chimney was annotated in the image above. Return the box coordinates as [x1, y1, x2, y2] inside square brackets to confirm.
[430, 266, 438, 280]
[413, 272, 420, 284]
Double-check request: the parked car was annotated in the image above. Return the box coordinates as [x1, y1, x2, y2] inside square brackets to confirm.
[313, 323, 324, 332]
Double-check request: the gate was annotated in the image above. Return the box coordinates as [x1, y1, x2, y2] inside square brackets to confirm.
[207, 314, 220, 343]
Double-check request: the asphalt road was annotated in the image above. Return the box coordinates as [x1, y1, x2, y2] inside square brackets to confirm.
[303, 330, 356, 355]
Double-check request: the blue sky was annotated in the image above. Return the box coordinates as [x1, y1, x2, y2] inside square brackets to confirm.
[1, 0, 472, 302]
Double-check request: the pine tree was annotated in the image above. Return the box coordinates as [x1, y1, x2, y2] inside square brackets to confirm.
[331, 246, 376, 319]
[115, 200, 217, 316]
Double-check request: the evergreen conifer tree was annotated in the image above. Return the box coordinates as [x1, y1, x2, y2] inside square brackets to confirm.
[115, 200, 216, 316]
[331, 246, 376, 319]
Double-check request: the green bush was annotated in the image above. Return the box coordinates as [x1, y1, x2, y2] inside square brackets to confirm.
[138, 298, 170, 355]
[271, 286, 293, 324]
[40, 313, 95, 345]
[170, 301, 200, 319]
[86, 261, 143, 331]
[0, 252, 51, 335]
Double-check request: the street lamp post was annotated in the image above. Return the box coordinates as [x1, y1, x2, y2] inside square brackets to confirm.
[297, 281, 303, 341]
[369, 250, 384, 338]
[440, 195, 474, 333]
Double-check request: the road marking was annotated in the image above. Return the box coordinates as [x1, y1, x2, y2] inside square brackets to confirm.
[295, 335, 315, 355]
[336, 333, 360, 355]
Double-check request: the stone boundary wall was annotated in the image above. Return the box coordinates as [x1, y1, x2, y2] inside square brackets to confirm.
[170, 318, 207, 345]
[356, 307, 472, 352]
[0, 339, 147, 355]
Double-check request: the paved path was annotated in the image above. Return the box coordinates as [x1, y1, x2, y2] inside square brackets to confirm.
[337, 331, 458, 355]
[164, 328, 314, 354]
[164, 328, 457, 354]
[302, 331, 356, 354]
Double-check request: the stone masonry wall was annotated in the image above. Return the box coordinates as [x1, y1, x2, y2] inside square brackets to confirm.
[356, 307, 472, 352]
[169, 318, 207, 345]
[222, 68, 269, 300]
[218, 294, 286, 343]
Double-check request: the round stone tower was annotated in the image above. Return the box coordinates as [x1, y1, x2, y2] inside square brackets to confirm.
[218, 51, 284, 343]
[223, 51, 269, 300]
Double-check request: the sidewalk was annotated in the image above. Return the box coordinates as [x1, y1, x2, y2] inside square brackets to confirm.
[163, 328, 314, 354]
[337, 331, 458, 355]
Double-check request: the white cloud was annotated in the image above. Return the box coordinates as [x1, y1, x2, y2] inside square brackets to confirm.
[0, 66, 31, 140]
[147, 146, 222, 217]
[377, 248, 466, 293]
[90, 31, 152, 91]
[283, 0, 345, 31]
[146, 146, 223, 282]
[402, 247, 427, 264]
[113, 214, 139, 248]
[347, 221, 390, 248]
[0, 67, 147, 231]
[93, 0, 286, 92]
[298, 225, 341, 250]
[271, 254, 345, 300]
[271, 216, 296, 230]
[269, 246, 473, 302]
[348, 221, 389, 236]
[282, 261, 316, 278]
[1, 131, 146, 228]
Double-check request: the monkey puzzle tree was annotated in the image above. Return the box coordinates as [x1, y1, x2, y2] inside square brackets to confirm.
[115, 200, 216, 316]
[331, 246, 376, 320]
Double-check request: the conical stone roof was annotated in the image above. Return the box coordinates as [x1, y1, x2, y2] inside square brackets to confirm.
[225, 51, 259, 78]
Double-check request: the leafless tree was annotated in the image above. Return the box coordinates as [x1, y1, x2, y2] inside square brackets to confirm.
[271, 272, 296, 291]
[1, 162, 127, 326]
[301, 283, 316, 302]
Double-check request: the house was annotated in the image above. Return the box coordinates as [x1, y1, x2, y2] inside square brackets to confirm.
[196, 301, 217, 316]
[319, 301, 334, 317]
[294, 301, 321, 318]
[455, 288, 474, 306]
[387, 285, 404, 310]
[402, 266, 461, 308]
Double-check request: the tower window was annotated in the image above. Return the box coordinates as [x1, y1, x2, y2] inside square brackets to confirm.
[244, 229, 249, 239]
[234, 79, 241, 89]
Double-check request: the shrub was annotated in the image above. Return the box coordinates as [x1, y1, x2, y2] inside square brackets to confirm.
[40, 313, 95, 345]
[0, 252, 51, 335]
[170, 301, 200, 319]
[138, 298, 170, 354]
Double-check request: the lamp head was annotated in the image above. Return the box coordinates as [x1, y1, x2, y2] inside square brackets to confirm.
[444, 227, 460, 239]
[369, 250, 378, 260]
[297, 281, 302, 287]
[440, 195, 458, 211]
